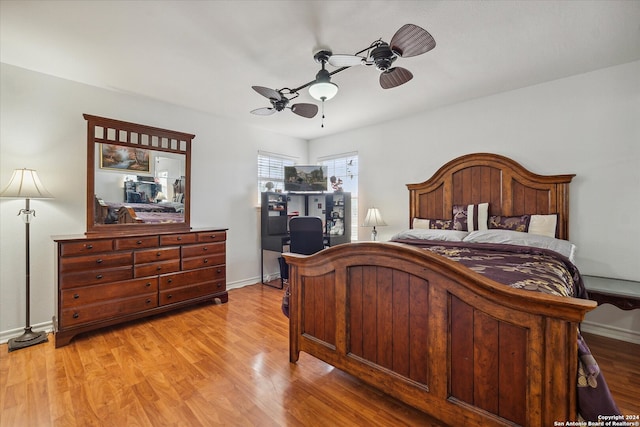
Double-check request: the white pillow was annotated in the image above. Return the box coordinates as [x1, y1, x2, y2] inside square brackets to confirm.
[392, 229, 469, 242]
[463, 229, 576, 262]
[413, 218, 431, 229]
[528, 214, 557, 238]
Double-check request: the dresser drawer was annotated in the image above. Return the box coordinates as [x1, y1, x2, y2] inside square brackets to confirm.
[59, 252, 133, 273]
[60, 266, 133, 289]
[61, 277, 158, 308]
[60, 293, 158, 327]
[160, 266, 226, 290]
[181, 242, 225, 258]
[159, 281, 226, 306]
[114, 236, 159, 250]
[181, 254, 225, 271]
[160, 233, 197, 246]
[134, 260, 180, 277]
[59, 240, 113, 257]
[135, 247, 180, 264]
[196, 231, 226, 243]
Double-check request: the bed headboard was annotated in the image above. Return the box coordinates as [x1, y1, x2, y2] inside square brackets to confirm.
[407, 153, 575, 240]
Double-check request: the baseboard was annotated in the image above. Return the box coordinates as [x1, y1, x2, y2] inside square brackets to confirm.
[0, 321, 54, 345]
[581, 320, 640, 344]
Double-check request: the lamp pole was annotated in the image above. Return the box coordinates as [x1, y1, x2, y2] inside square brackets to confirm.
[8, 197, 48, 351]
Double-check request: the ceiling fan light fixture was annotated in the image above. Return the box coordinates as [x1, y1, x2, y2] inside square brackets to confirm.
[309, 68, 338, 101]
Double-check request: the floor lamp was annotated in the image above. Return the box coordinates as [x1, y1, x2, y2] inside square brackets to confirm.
[0, 168, 53, 352]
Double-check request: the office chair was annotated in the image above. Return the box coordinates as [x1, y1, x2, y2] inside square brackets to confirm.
[289, 216, 325, 255]
[280, 216, 325, 317]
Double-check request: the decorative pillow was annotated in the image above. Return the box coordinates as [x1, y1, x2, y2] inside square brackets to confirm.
[489, 214, 530, 232]
[429, 219, 453, 230]
[528, 214, 558, 238]
[463, 229, 576, 262]
[452, 203, 489, 232]
[392, 229, 469, 242]
[413, 218, 430, 229]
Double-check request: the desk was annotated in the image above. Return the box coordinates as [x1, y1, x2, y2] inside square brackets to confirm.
[583, 275, 640, 311]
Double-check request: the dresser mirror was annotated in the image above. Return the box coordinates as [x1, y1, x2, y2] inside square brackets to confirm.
[85, 114, 193, 236]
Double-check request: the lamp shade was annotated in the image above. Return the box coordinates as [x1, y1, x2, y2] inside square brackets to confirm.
[0, 168, 53, 199]
[362, 208, 387, 227]
[309, 68, 338, 101]
[309, 81, 339, 101]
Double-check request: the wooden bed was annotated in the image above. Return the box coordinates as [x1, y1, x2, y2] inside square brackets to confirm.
[283, 153, 598, 426]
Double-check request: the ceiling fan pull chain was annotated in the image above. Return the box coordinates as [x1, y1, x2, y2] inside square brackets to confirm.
[321, 100, 325, 128]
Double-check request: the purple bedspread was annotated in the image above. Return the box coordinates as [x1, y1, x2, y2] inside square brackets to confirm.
[392, 238, 621, 421]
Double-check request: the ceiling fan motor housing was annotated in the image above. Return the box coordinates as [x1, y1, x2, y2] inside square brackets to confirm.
[371, 43, 396, 71]
[271, 96, 289, 111]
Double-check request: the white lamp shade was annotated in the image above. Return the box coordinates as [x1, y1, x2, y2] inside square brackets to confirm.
[362, 207, 387, 227]
[309, 81, 338, 101]
[0, 168, 53, 199]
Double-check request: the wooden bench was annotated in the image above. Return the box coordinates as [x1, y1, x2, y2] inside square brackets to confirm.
[583, 275, 640, 311]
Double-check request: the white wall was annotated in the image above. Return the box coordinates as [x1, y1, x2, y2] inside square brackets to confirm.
[309, 61, 640, 341]
[0, 63, 307, 340]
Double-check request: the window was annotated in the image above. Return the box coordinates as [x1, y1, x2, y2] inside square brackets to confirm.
[257, 151, 296, 203]
[319, 152, 359, 241]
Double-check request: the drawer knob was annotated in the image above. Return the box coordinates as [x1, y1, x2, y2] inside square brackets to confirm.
[210, 235, 216, 239]
[203, 247, 208, 251]
[177, 236, 182, 241]
[216, 283, 222, 288]
[73, 293, 79, 299]
[96, 274, 103, 279]
[146, 282, 151, 287]
[168, 278, 173, 283]
[96, 259, 103, 264]
[86, 244, 93, 249]
[167, 294, 173, 299]
[146, 299, 152, 304]
[136, 240, 143, 245]
[203, 259, 209, 264]
[73, 313, 79, 319]
[156, 266, 162, 271]
[217, 268, 222, 273]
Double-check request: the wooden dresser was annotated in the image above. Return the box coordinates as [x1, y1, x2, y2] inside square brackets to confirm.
[53, 228, 228, 347]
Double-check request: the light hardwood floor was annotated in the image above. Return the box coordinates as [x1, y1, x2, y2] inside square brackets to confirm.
[1, 284, 638, 426]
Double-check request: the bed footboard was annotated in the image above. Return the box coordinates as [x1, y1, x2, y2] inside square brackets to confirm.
[283, 242, 596, 427]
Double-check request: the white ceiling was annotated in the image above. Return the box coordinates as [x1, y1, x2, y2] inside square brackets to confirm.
[2, 1, 639, 140]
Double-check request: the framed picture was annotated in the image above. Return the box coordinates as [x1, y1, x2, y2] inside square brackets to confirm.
[100, 144, 150, 172]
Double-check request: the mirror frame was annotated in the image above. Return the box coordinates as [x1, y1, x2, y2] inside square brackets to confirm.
[84, 114, 193, 236]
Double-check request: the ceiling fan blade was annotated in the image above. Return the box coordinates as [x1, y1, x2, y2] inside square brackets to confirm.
[250, 107, 276, 116]
[291, 103, 318, 118]
[389, 24, 436, 58]
[328, 54, 366, 67]
[252, 86, 282, 101]
[379, 67, 413, 89]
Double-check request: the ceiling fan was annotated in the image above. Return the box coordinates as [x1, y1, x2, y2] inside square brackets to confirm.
[249, 23, 435, 122]
[250, 86, 318, 118]
[327, 23, 436, 89]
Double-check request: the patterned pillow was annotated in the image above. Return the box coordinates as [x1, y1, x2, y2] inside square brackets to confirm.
[429, 219, 453, 230]
[452, 203, 489, 231]
[489, 215, 531, 232]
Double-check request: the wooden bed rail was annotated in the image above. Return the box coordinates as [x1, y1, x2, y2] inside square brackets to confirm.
[284, 242, 596, 427]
